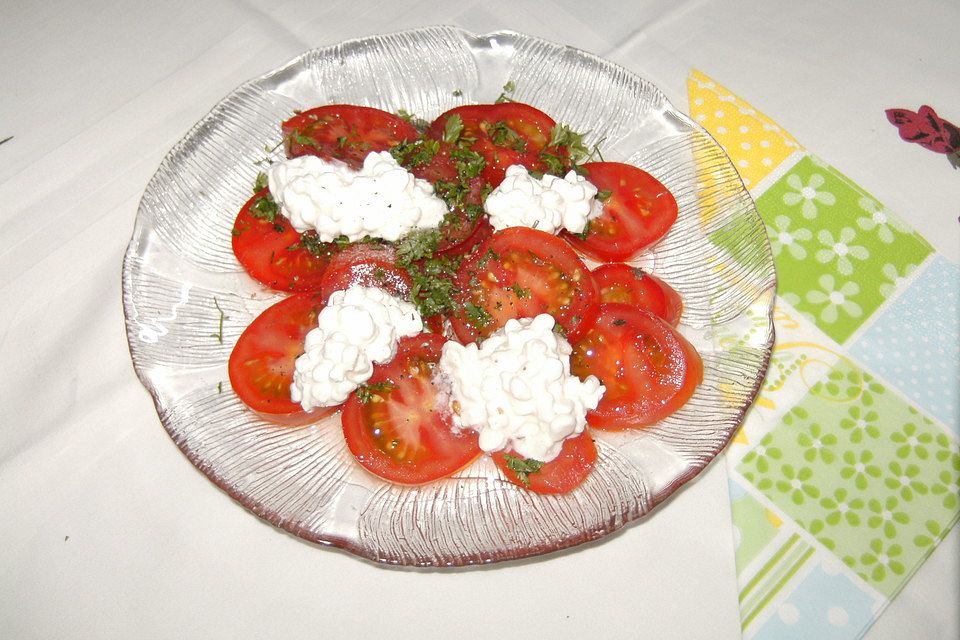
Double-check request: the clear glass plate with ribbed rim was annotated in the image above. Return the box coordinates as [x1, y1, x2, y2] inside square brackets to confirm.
[122, 25, 776, 567]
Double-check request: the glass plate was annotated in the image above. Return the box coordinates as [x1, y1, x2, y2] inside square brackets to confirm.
[122, 26, 775, 566]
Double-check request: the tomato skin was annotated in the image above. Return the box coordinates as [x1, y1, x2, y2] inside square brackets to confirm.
[448, 227, 600, 344]
[232, 189, 335, 292]
[564, 162, 678, 262]
[282, 105, 418, 169]
[570, 303, 702, 430]
[318, 243, 411, 302]
[492, 432, 597, 494]
[227, 292, 339, 423]
[426, 103, 556, 186]
[591, 263, 683, 326]
[341, 334, 482, 485]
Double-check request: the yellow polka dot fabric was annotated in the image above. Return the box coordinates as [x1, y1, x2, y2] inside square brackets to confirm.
[687, 70, 803, 188]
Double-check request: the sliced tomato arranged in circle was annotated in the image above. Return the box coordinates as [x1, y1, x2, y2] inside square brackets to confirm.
[564, 162, 678, 262]
[340, 333, 482, 484]
[318, 243, 412, 302]
[592, 263, 683, 326]
[570, 303, 702, 430]
[282, 105, 418, 169]
[448, 227, 600, 343]
[426, 103, 556, 186]
[491, 432, 598, 494]
[227, 292, 338, 424]
[232, 188, 336, 292]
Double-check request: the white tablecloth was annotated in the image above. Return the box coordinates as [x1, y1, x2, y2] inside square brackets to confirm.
[2, 1, 956, 638]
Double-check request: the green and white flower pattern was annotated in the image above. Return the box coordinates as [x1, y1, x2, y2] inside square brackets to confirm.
[736, 358, 959, 599]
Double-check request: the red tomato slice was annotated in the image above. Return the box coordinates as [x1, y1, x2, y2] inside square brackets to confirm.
[426, 103, 556, 186]
[491, 432, 597, 494]
[340, 334, 482, 484]
[448, 227, 600, 343]
[232, 188, 336, 292]
[564, 162, 678, 262]
[570, 303, 702, 430]
[437, 216, 493, 260]
[282, 105, 418, 169]
[318, 243, 411, 302]
[591, 263, 683, 326]
[227, 292, 338, 424]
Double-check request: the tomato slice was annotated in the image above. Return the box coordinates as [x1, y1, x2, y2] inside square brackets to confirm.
[227, 292, 338, 423]
[426, 103, 556, 186]
[591, 263, 683, 326]
[232, 188, 336, 292]
[564, 162, 678, 262]
[282, 105, 418, 169]
[318, 243, 411, 302]
[570, 303, 702, 430]
[491, 432, 597, 494]
[340, 334, 482, 484]
[448, 227, 600, 343]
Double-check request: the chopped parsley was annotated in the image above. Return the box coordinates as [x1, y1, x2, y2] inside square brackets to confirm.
[250, 191, 279, 223]
[452, 88, 463, 97]
[503, 454, 544, 486]
[355, 381, 396, 403]
[394, 228, 461, 319]
[509, 283, 530, 299]
[596, 189, 612, 202]
[253, 172, 269, 193]
[495, 80, 516, 103]
[210, 297, 225, 344]
[442, 114, 465, 144]
[396, 109, 429, 130]
[463, 301, 493, 328]
[391, 137, 441, 168]
[488, 121, 526, 152]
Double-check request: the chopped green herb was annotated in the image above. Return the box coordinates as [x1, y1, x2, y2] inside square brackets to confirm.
[289, 232, 336, 258]
[510, 283, 531, 299]
[442, 114, 465, 144]
[463, 301, 493, 328]
[573, 221, 592, 240]
[503, 454, 544, 486]
[391, 137, 441, 168]
[495, 80, 516, 103]
[477, 247, 500, 268]
[613, 318, 627, 326]
[395, 228, 441, 264]
[210, 298, 226, 344]
[253, 172, 269, 193]
[250, 192, 279, 223]
[452, 88, 463, 97]
[217, 381, 223, 393]
[553, 322, 567, 337]
[487, 121, 527, 152]
[355, 381, 397, 403]
[596, 189, 612, 202]
[631, 267, 646, 279]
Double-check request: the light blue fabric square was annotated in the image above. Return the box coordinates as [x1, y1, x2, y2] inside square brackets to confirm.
[753, 562, 880, 639]
[849, 254, 959, 433]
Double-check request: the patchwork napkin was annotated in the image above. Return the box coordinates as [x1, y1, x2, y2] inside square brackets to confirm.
[687, 70, 959, 639]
